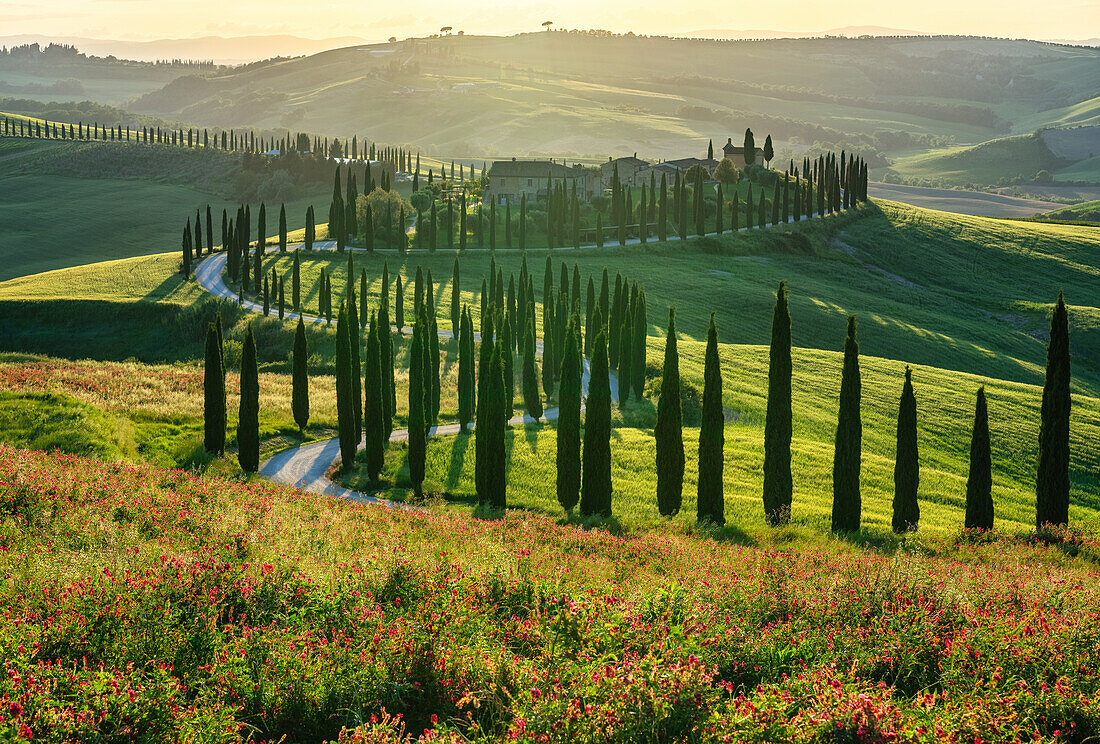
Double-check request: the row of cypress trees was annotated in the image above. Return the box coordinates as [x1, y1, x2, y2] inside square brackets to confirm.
[202, 247, 1073, 534]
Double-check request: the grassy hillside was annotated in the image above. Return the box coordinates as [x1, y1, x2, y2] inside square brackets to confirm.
[890, 132, 1068, 186]
[1045, 199, 1100, 222]
[0, 139, 330, 280]
[3, 443, 1100, 741]
[126, 34, 1100, 163]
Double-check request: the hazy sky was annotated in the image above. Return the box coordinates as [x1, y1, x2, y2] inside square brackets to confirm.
[3, 0, 1098, 42]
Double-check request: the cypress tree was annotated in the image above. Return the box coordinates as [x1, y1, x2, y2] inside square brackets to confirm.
[475, 314, 495, 498]
[1036, 292, 1071, 528]
[379, 304, 395, 441]
[522, 325, 543, 419]
[698, 313, 724, 525]
[585, 277, 596, 357]
[408, 315, 427, 498]
[965, 387, 994, 531]
[892, 366, 920, 533]
[831, 315, 862, 532]
[278, 277, 285, 320]
[451, 256, 461, 332]
[557, 316, 582, 513]
[292, 317, 309, 433]
[763, 281, 793, 525]
[581, 325, 612, 517]
[181, 223, 192, 277]
[395, 275, 405, 332]
[279, 204, 287, 252]
[203, 322, 226, 454]
[428, 280, 441, 424]
[484, 344, 508, 510]
[363, 313, 385, 483]
[263, 275, 270, 315]
[618, 309, 632, 407]
[237, 324, 260, 473]
[655, 308, 684, 516]
[501, 313, 514, 417]
[632, 290, 647, 399]
[349, 288, 362, 440]
[335, 304, 357, 471]
[458, 306, 474, 430]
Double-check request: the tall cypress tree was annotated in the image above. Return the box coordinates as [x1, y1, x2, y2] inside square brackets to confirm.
[632, 290, 647, 399]
[965, 386, 994, 531]
[618, 309, 632, 407]
[458, 306, 474, 430]
[203, 322, 226, 454]
[451, 256, 461, 332]
[501, 313, 515, 417]
[763, 282, 793, 525]
[892, 366, 920, 533]
[395, 275, 405, 332]
[1036, 292, 1071, 528]
[581, 326, 612, 517]
[292, 317, 309, 433]
[831, 315, 862, 532]
[484, 344, 507, 510]
[279, 204, 287, 252]
[522, 326, 543, 419]
[557, 316, 582, 513]
[379, 303, 395, 441]
[363, 312, 385, 482]
[475, 314, 495, 498]
[408, 315, 427, 498]
[655, 308, 684, 516]
[237, 324, 260, 473]
[335, 304, 356, 472]
[349, 288, 362, 440]
[698, 313, 724, 525]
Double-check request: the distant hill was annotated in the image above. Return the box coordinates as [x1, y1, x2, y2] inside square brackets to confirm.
[0, 34, 372, 65]
[123, 33, 1100, 163]
[675, 26, 928, 39]
[1044, 199, 1100, 222]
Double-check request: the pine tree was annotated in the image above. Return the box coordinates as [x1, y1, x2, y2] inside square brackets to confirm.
[581, 326, 612, 517]
[831, 316, 862, 532]
[408, 314, 427, 498]
[557, 316, 582, 513]
[655, 308, 684, 516]
[892, 367, 920, 533]
[763, 282, 793, 525]
[1036, 292, 1071, 528]
[203, 322, 226, 454]
[237, 324, 260, 473]
[335, 304, 357, 471]
[965, 387, 994, 531]
[522, 326, 543, 419]
[698, 313, 724, 525]
[292, 317, 309, 433]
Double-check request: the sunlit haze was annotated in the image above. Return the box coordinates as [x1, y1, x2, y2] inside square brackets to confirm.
[4, 0, 1098, 42]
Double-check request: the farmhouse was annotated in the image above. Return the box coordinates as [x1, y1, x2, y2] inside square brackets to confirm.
[484, 159, 596, 205]
[722, 137, 765, 164]
[601, 155, 650, 188]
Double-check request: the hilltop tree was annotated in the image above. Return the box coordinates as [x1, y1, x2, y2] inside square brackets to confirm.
[203, 322, 225, 455]
[831, 315, 862, 532]
[1036, 292, 1071, 529]
[557, 316, 582, 513]
[697, 313, 724, 525]
[292, 317, 309, 433]
[581, 326, 612, 518]
[335, 304, 356, 472]
[763, 282, 793, 525]
[655, 308, 684, 517]
[364, 312, 386, 483]
[965, 387, 994, 531]
[237, 324, 259, 473]
[763, 134, 774, 166]
[892, 367, 920, 533]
